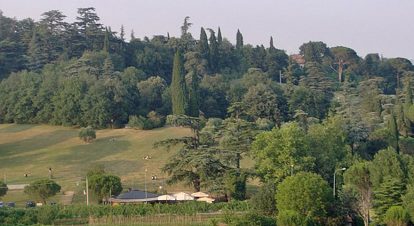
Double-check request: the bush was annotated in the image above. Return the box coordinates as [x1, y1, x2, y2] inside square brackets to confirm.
[79, 126, 96, 143]
[277, 210, 306, 226]
[276, 172, 332, 219]
[250, 182, 276, 215]
[37, 205, 59, 225]
[128, 111, 165, 130]
[0, 180, 7, 198]
[384, 206, 410, 226]
[231, 212, 276, 226]
[255, 118, 275, 131]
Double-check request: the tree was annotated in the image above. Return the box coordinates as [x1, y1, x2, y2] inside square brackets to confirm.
[373, 178, 406, 222]
[0, 180, 7, 199]
[344, 162, 372, 226]
[208, 29, 219, 73]
[88, 174, 122, 203]
[24, 179, 61, 204]
[250, 182, 276, 215]
[299, 41, 331, 64]
[155, 115, 227, 191]
[219, 118, 256, 169]
[402, 185, 414, 223]
[224, 170, 247, 201]
[384, 206, 410, 226]
[370, 148, 407, 188]
[171, 50, 187, 115]
[198, 27, 209, 63]
[79, 126, 96, 143]
[276, 172, 333, 219]
[236, 29, 243, 49]
[252, 122, 314, 183]
[137, 76, 167, 113]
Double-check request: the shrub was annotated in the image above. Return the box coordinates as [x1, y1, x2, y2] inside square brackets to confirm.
[37, 205, 59, 225]
[0, 180, 7, 198]
[231, 212, 276, 226]
[277, 210, 308, 226]
[384, 206, 410, 226]
[79, 126, 96, 143]
[276, 172, 332, 219]
[255, 118, 275, 131]
[128, 111, 165, 130]
[250, 182, 276, 215]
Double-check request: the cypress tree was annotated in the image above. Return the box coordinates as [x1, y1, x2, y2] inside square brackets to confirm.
[103, 27, 109, 53]
[217, 27, 223, 45]
[198, 27, 209, 62]
[388, 113, 399, 153]
[171, 50, 187, 115]
[270, 36, 275, 50]
[236, 29, 243, 50]
[188, 71, 199, 117]
[208, 29, 219, 73]
[405, 79, 413, 106]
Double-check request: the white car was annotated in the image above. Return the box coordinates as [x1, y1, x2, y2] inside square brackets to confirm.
[0, 201, 3, 208]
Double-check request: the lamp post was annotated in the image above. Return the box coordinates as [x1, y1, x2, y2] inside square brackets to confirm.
[333, 167, 346, 198]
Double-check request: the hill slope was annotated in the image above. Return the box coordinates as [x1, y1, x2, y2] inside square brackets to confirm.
[0, 124, 191, 193]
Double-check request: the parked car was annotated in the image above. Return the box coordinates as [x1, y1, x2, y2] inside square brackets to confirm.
[6, 202, 15, 207]
[26, 201, 36, 208]
[0, 201, 3, 208]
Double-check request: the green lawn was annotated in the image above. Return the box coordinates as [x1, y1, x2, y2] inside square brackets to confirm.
[0, 124, 191, 205]
[0, 124, 257, 206]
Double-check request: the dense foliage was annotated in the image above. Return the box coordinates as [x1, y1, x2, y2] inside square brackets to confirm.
[23, 179, 61, 204]
[0, 201, 249, 225]
[1, 8, 414, 225]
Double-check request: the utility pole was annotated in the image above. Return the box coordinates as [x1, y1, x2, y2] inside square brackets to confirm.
[144, 168, 148, 202]
[333, 168, 346, 198]
[86, 176, 89, 206]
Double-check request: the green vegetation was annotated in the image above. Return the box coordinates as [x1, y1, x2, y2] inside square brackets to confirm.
[79, 126, 96, 143]
[24, 179, 61, 204]
[1, 7, 414, 226]
[0, 180, 7, 199]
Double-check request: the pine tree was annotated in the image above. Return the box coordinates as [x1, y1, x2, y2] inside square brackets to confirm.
[236, 29, 243, 50]
[373, 178, 406, 222]
[27, 29, 48, 71]
[198, 27, 209, 63]
[171, 50, 187, 115]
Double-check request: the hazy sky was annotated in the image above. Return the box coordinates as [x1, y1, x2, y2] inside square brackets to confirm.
[1, 0, 413, 60]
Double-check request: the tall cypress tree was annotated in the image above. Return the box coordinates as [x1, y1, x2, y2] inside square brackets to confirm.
[171, 50, 187, 115]
[208, 29, 219, 73]
[103, 27, 109, 53]
[270, 36, 275, 50]
[198, 27, 209, 63]
[188, 71, 199, 117]
[236, 29, 243, 50]
[217, 27, 223, 45]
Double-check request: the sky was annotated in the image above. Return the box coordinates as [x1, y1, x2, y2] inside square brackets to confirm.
[1, 0, 413, 60]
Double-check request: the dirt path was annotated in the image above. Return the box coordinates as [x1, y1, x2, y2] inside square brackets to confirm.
[61, 191, 74, 205]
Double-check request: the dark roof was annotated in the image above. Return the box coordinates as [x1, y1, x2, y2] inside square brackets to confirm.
[116, 190, 159, 199]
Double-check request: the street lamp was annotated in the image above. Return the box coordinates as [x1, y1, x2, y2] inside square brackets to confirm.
[333, 167, 346, 198]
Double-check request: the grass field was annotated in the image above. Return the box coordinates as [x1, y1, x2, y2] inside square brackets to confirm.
[0, 124, 256, 206]
[0, 124, 193, 205]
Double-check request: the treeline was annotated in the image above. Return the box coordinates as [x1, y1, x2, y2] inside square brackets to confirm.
[0, 9, 413, 129]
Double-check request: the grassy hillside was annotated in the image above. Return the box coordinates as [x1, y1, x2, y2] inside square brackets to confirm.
[0, 124, 194, 204]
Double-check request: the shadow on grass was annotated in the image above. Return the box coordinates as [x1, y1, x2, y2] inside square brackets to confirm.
[0, 124, 38, 133]
[0, 129, 77, 162]
[54, 136, 131, 166]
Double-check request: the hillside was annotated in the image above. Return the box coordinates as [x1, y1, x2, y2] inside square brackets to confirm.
[0, 124, 195, 203]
